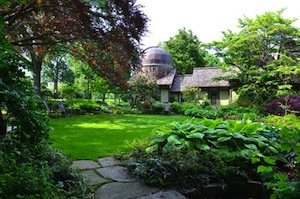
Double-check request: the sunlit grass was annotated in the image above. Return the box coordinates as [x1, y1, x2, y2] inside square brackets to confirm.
[49, 114, 190, 160]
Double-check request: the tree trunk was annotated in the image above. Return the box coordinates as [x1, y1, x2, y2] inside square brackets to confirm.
[0, 109, 6, 137]
[102, 93, 106, 102]
[32, 60, 43, 96]
[31, 51, 44, 96]
[87, 78, 92, 99]
[53, 79, 58, 99]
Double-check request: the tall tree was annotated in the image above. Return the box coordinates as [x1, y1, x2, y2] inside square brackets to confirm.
[1, 0, 147, 95]
[67, 55, 100, 99]
[42, 53, 74, 98]
[91, 77, 111, 102]
[203, 51, 222, 67]
[213, 10, 300, 104]
[160, 28, 207, 74]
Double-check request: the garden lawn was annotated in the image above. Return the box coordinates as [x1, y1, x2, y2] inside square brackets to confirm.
[49, 114, 190, 160]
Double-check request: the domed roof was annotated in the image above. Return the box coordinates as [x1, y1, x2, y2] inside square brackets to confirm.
[142, 47, 173, 67]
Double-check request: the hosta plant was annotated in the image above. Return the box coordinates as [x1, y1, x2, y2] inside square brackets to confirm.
[127, 119, 284, 191]
[148, 119, 280, 164]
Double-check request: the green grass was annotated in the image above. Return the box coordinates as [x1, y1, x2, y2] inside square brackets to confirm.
[49, 114, 190, 160]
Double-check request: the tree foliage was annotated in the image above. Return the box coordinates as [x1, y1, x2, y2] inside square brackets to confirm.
[66, 54, 111, 99]
[0, 45, 65, 198]
[203, 52, 223, 67]
[1, 0, 148, 95]
[266, 95, 300, 116]
[129, 75, 159, 105]
[160, 28, 208, 74]
[42, 52, 74, 98]
[0, 0, 147, 197]
[182, 86, 202, 102]
[213, 10, 300, 105]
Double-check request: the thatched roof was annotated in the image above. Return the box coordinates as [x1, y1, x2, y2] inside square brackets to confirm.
[157, 69, 176, 86]
[170, 75, 193, 92]
[171, 67, 231, 92]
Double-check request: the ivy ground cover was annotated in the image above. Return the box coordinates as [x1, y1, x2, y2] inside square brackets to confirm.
[49, 114, 190, 160]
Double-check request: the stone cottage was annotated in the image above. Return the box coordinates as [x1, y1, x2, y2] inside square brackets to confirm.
[136, 47, 238, 109]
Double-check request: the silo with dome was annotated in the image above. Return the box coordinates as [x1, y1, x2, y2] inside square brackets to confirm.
[139, 47, 176, 110]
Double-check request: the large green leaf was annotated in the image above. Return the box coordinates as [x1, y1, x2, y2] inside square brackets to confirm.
[257, 165, 273, 173]
[201, 118, 223, 129]
[240, 122, 260, 134]
[186, 132, 205, 139]
[240, 149, 254, 158]
[150, 136, 167, 145]
[244, 144, 258, 150]
[268, 146, 279, 154]
[217, 136, 232, 142]
[232, 133, 247, 140]
[198, 144, 210, 151]
[212, 128, 228, 135]
[263, 156, 276, 165]
[167, 135, 182, 145]
[203, 129, 217, 134]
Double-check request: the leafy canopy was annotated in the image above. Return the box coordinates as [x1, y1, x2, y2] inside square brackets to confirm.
[160, 28, 208, 74]
[214, 10, 300, 105]
[1, 0, 148, 94]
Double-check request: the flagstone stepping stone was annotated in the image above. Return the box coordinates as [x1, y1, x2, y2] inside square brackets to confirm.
[81, 170, 108, 186]
[98, 157, 121, 167]
[94, 182, 158, 199]
[135, 190, 187, 199]
[71, 160, 100, 170]
[96, 166, 134, 182]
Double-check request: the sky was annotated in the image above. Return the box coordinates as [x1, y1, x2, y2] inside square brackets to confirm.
[136, 0, 300, 48]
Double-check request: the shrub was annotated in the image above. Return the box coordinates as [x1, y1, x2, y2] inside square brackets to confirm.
[217, 103, 260, 120]
[116, 104, 140, 114]
[129, 75, 159, 108]
[171, 102, 260, 121]
[46, 100, 60, 112]
[71, 100, 101, 113]
[128, 148, 240, 189]
[151, 101, 165, 114]
[184, 107, 218, 119]
[181, 102, 199, 111]
[171, 102, 260, 120]
[45, 147, 88, 198]
[127, 119, 282, 191]
[266, 95, 300, 116]
[173, 102, 218, 119]
[66, 100, 111, 114]
[170, 102, 183, 114]
[138, 99, 155, 113]
[0, 39, 87, 199]
[131, 118, 300, 198]
[256, 117, 300, 199]
[182, 86, 202, 102]
[138, 100, 165, 114]
[263, 114, 300, 129]
[60, 84, 76, 99]
[46, 99, 139, 116]
[0, 145, 88, 199]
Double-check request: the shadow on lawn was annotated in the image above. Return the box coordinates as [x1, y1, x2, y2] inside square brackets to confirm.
[69, 114, 173, 130]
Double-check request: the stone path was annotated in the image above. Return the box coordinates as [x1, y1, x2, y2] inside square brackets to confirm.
[72, 157, 187, 199]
